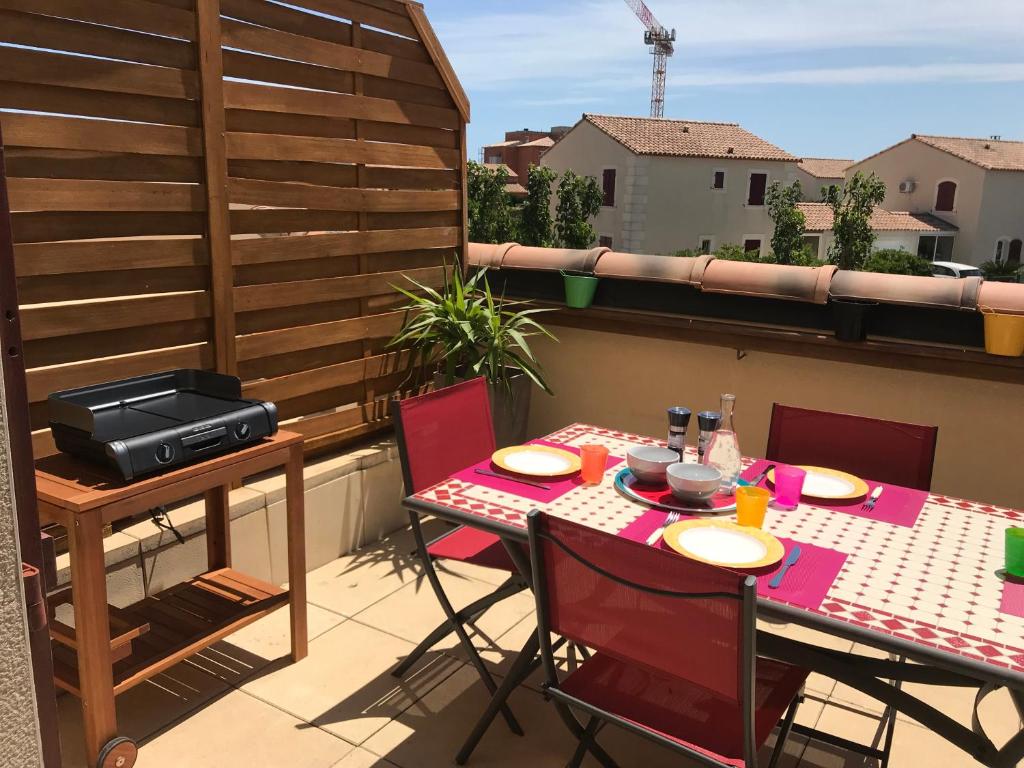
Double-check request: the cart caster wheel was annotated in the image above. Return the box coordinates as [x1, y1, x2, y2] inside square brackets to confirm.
[97, 737, 137, 768]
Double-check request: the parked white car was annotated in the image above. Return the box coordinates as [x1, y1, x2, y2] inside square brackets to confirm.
[931, 261, 983, 279]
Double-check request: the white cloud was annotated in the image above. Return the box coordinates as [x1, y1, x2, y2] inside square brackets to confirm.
[434, 0, 1024, 91]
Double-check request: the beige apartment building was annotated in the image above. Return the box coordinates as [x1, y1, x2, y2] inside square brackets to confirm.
[846, 134, 1024, 265]
[541, 114, 800, 257]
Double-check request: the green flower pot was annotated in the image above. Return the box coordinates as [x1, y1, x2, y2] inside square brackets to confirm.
[563, 274, 599, 309]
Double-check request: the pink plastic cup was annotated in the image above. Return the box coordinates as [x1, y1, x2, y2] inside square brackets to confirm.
[774, 466, 807, 509]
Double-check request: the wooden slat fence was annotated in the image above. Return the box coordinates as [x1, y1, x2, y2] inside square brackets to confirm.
[0, 0, 468, 458]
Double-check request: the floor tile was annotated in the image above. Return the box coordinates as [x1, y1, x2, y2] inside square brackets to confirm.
[304, 522, 448, 617]
[57, 660, 230, 767]
[329, 746, 401, 768]
[193, 604, 347, 685]
[240, 618, 462, 745]
[139, 688, 353, 768]
[355, 569, 535, 654]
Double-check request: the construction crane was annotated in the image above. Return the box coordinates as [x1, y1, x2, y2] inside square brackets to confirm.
[623, 0, 676, 118]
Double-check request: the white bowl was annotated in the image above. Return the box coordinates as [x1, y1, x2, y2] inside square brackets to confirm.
[626, 446, 680, 484]
[667, 463, 722, 502]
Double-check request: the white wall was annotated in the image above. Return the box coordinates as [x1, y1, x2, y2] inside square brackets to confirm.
[977, 171, 1024, 263]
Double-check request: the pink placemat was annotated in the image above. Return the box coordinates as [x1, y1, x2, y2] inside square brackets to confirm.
[741, 460, 927, 528]
[1000, 580, 1024, 618]
[618, 508, 848, 611]
[451, 439, 622, 504]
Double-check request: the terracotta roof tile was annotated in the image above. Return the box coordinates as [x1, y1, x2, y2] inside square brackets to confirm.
[913, 135, 1024, 171]
[797, 157, 851, 179]
[797, 202, 958, 233]
[520, 136, 555, 148]
[583, 114, 797, 162]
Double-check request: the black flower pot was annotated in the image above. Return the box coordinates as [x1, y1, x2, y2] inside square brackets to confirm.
[832, 298, 878, 342]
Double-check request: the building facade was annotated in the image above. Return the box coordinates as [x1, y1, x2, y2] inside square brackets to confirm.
[541, 114, 800, 256]
[846, 135, 1024, 266]
[798, 203, 958, 262]
[481, 127, 568, 189]
[795, 158, 850, 202]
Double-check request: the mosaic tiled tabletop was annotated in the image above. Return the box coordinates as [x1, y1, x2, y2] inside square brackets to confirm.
[413, 423, 1024, 683]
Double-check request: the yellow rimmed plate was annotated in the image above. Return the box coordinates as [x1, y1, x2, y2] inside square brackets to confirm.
[663, 519, 786, 571]
[491, 445, 581, 477]
[767, 465, 869, 501]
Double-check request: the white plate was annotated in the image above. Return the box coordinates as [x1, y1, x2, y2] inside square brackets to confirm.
[501, 449, 574, 475]
[802, 470, 856, 498]
[675, 526, 768, 566]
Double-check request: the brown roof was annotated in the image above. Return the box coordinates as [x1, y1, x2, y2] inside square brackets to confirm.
[483, 162, 517, 179]
[520, 136, 555, 148]
[797, 157, 851, 179]
[913, 135, 1024, 171]
[582, 114, 797, 161]
[797, 202, 958, 233]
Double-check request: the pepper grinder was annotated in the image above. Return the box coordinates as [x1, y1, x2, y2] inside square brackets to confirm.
[666, 407, 692, 460]
[697, 410, 722, 464]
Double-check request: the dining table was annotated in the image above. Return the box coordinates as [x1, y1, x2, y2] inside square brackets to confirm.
[403, 423, 1024, 768]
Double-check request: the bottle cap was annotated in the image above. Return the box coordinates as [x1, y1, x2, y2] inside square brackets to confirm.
[667, 407, 692, 428]
[698, 411, 721, 432]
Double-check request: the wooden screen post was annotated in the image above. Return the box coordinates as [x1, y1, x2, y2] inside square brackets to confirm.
[195, 0, 237, 376]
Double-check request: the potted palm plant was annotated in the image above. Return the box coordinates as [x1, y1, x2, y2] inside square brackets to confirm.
[389, 263, 556, 446]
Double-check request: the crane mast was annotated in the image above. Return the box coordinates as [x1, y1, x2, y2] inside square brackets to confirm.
[622, 0, 676, 118]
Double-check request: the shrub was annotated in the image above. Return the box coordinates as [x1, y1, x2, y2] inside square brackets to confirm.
[714, 243, 762, 262]
[861, 248, 932, 277]
[980, 260, 1023, 281]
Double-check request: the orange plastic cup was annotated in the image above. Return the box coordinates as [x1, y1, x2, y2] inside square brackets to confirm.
[579, 445, 609, 485]
[736, 486, 770, 528]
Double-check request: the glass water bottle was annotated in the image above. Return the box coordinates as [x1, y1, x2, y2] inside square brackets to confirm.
[704, 394, 742, 492]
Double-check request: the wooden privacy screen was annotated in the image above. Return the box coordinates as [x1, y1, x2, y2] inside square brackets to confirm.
[0, 0, 469, 458]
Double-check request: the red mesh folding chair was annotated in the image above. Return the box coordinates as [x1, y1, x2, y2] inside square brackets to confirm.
[766, 403, 938, 491]
[392, 378, 528, 735]
[527, 511, 808, 768]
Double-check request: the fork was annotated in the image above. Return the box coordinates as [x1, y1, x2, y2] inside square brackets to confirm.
[646, 511, 680, 546]
[862, 486, 884, 511]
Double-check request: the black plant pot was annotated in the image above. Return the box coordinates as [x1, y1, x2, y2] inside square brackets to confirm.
[832, 298, 878, 342]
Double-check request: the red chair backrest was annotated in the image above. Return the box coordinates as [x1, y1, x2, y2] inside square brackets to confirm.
[766, 404, 938, 491]
[392, 378, 496, 494]
[529, 512, 751, 703]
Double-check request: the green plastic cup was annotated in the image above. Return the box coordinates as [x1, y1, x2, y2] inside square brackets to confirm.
[563, 274, 599, 309]
[1006, 528, 1024, 579]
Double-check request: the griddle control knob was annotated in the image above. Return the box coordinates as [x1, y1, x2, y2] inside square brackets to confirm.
[234, 422, 252, 440]
[155, 443, 174, 464]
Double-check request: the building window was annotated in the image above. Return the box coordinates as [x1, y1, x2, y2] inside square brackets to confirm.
[602, 169, 616, 207]
[742, 237, 763, 256]
[486, 154, 502, 164]
[802, 235, 821, 260]
[698, 237, 714, 254]
[918, 235, 954, 261]
[747, 173, 767, 206]
[598, 235, 613, 249]
[935, 180, 957, 212]
[712, 170, 726, 190]
[1010, 239, 1023, 266]
[995, 239, 1006, 262]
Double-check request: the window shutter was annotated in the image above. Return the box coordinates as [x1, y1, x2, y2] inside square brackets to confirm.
[748, 173, 767, 205]
[935, 181, 956, 212]
[602, 169, 616, 206]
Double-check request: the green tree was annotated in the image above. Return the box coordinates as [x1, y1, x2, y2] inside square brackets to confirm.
[519, 165, 558, 247]
[714, 243, 763, 263]
[824, 171, 886, 270]
[554, 170, 603, 249]
[467, 161, 518, 244]
[766, 180, 806, 265]
[862, 248, 932, 276]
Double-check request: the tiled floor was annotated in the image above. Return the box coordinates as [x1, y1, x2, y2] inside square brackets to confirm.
[57, 522, 1022, 768]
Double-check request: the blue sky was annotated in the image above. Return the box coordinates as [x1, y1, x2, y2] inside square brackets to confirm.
[427, 0, 1024, 162]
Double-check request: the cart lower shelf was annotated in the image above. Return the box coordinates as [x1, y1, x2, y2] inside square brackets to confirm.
[51, 568, 288, 697]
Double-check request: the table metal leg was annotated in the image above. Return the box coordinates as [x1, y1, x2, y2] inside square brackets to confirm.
[285, 444, 308, 662]
[204, 484, 231, 570]
[456, 629, 541, 765]
[70, 510, 117, 766]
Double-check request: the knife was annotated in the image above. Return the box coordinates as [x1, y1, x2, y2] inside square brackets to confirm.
[474, 467, 551, 491]
[769, 545, 802, 589]
[862, 486, 884, 511]
[740, 463, 776, 488]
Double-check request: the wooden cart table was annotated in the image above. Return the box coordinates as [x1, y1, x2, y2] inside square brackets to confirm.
[36, 431, 307, 768]
[407, 423, 1024, 768]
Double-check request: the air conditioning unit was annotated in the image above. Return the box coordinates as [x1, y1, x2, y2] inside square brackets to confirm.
[898, 180, 916, 193]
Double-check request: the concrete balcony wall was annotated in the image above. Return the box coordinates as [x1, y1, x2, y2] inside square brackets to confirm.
[53, 439, 408, 610]
[527, 325, 1023, 509]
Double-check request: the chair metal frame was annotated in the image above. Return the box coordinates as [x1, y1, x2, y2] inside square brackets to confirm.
[390, 383, 529, 736]
[526, 510, 803, 768]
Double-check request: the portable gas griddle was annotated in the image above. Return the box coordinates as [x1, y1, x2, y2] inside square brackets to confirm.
[48, 369, 277, 481]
